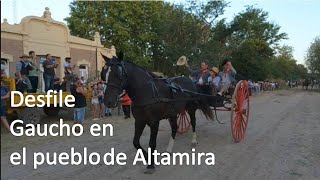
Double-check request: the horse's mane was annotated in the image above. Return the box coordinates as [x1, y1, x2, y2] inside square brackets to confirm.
[124, 60, 161, 78]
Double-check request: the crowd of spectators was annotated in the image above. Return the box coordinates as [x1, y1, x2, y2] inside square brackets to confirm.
[248, 80, 280, 95]
[1, 50, 132, 133]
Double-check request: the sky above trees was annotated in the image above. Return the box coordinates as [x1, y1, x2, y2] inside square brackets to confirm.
[1, 0, 320, 65]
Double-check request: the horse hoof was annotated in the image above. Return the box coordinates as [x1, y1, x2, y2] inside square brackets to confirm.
[191, 142, 197, 147]
[144, 168, 155, 174]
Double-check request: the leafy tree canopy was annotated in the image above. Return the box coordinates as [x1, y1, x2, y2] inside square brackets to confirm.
[65, 1, 306, 80]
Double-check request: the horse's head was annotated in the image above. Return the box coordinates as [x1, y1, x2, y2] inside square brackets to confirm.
[101, 52, 127, 108]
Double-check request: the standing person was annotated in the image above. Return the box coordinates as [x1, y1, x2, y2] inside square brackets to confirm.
[71, 77, 87, 132]
[16, 54, 33, 93]
[218, 59, 237, 96]
[15, 72, 28, 93]
[120, 90, 131, 119]
[97, 82, 105, 118]
[43, 54, 58, 92]
[185, 60, 211, 94]
[91, 84, 100, 121]
[1, 70, 11, 132]
[64, 57, 76, 92]
[27, 51, 40, 93]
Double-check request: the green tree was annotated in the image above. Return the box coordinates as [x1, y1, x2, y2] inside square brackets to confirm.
[65, 1, 164, 67]
[227, 7, 287, 80]
[306, 36, 320, 75]
[267, 45, 307, 81]
[65, 1, 294, 81]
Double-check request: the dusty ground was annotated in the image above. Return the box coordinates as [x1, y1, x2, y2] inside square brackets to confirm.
[1, 89, 320, 180]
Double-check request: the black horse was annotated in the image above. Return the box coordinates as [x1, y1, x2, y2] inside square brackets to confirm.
[101, 54, 214, 174]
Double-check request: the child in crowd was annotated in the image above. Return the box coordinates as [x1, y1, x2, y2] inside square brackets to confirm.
[1, 70, 11, 132]
[105, 106, 112, 117]
[103, 83, 112, 117]
[120, 90, 131, 119]
[15, 72, 28, 93]
[91, 84, 100, 121]
[97, 82, 105, 118]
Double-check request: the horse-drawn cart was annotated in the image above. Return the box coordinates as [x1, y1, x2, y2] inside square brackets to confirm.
[177, 80, 250, 143]
[100, 52, 252, 173]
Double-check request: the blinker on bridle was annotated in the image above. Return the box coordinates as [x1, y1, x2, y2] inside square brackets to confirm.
[105, 59, 128, 93]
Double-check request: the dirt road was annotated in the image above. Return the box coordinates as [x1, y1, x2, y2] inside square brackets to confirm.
[1, 90, 320, 180]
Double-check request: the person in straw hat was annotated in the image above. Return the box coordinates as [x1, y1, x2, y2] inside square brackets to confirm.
[208, 66, 221, 94]
[16, 53, 33, 92]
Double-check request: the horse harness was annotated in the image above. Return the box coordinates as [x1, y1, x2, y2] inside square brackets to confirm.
[105, 60, 199, 107]
[105, 60, 226, 123]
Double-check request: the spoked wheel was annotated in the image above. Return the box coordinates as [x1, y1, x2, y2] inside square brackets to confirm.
[177, 111, 191, 135]
[231, 80, 250, 143]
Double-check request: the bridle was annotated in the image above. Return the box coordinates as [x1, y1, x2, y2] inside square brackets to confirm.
[104, 58, 128, 94]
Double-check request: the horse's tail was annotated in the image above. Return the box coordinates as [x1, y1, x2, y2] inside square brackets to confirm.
[198, 97, 214, 121]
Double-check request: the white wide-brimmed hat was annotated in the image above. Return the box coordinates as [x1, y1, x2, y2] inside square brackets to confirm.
[177, 56, 187, 66]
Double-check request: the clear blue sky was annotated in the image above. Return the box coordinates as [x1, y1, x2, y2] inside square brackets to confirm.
[1, 0, 320, 64]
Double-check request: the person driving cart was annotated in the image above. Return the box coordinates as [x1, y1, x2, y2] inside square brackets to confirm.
[185, 60, 211, 95]
[218, 59, 237, 96]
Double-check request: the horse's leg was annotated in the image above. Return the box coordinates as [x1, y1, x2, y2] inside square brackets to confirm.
[145, 121, 160, 174]
[188, 108, 197, 147]
[166, 116, 177, 153]
[133, 119, 147, 157]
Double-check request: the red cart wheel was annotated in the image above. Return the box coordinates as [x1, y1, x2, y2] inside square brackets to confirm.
[231, 80, 250, 143]
[177, 111, 191, 134]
